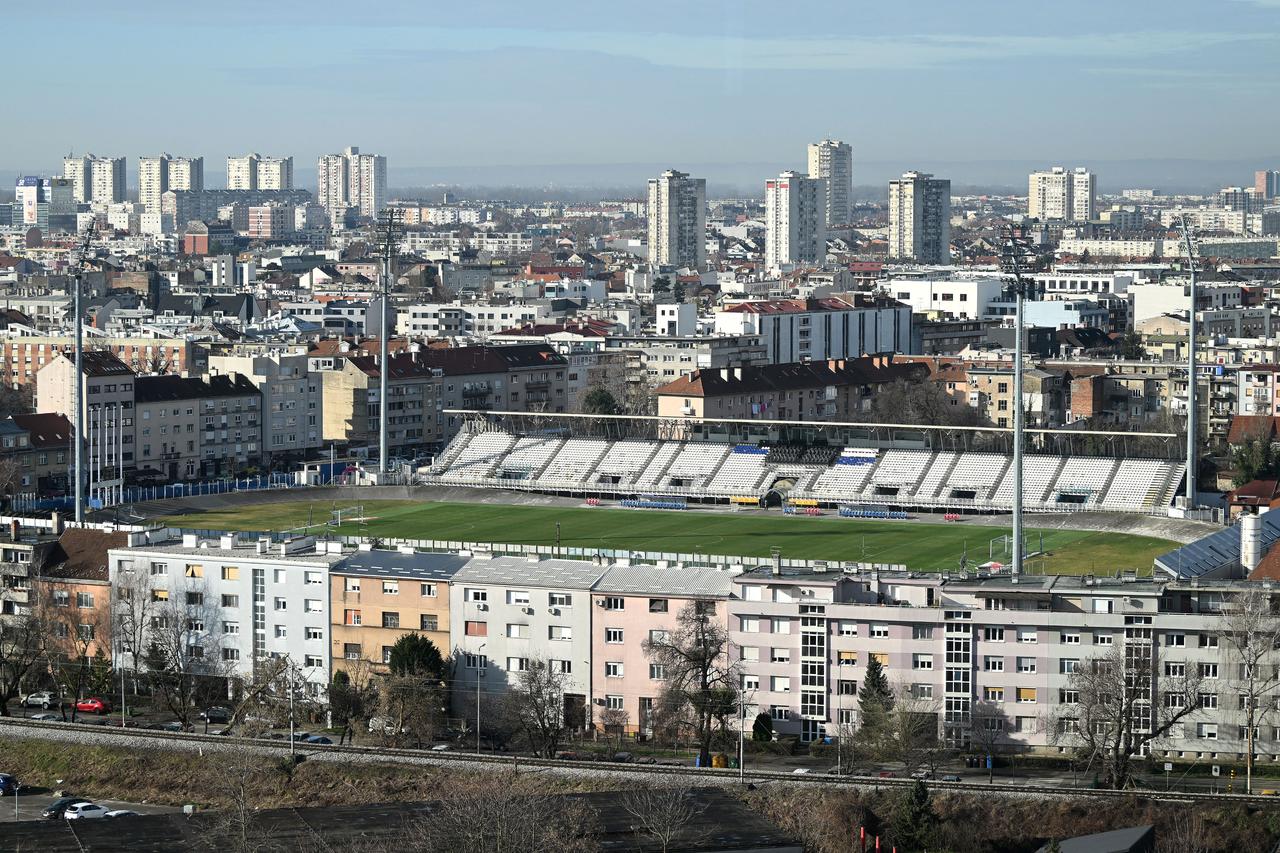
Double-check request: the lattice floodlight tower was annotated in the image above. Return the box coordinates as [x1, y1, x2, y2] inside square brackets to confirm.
[375, 208, 404, 476]
[999, 225, 1036, 577]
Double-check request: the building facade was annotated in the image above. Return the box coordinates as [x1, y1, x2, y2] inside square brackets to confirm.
[647, 169, 706, 271]
[806, 139, 852, 227]
[888, 171, 951, 265]
[765, 171, 826, 270]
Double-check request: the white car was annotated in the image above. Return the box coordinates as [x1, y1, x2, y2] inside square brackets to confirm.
[64, 802, 109, 820]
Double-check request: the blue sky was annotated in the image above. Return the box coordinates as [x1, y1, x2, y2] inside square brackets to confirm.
[6, 0, 1280, 189]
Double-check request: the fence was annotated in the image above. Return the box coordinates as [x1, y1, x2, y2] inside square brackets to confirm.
[9, 472, 300, 514]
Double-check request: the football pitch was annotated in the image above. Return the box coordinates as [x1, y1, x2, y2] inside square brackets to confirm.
[161, 499, 1175, 575]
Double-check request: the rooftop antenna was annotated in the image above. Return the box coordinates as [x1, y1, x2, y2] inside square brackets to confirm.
[1000, 225, 1033, 578]
[70, 221, 95, 524]
[1179, 215, 1198, 510]
[376, 208, 403, 476]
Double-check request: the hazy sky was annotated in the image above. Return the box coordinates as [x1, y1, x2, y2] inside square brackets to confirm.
[7, 0, 1280, 189]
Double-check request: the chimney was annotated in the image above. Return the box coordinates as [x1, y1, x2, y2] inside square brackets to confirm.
[51, 511, 63, 534]
[9, 519, 19, 541]
[771, 547, 782, 576]
[1242, 512, 1263, 574]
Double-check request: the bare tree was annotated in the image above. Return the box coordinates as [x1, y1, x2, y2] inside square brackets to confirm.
[1051, 643, 1202, 788]
[0, 599, 46, 715]
[0, 456, 21, 508]
[375, 672, 446, 748]
[200, 743, 281, 853]
[112, 566, 156, 691]
[140, 577, 229, 726]
[1157, 810, 1212, 853]
[504, 656, 571, 757]
[889, 686, 949, 775]
[643, 601, 739, 767]
[408, 779, 599, 853]
[1221, 587, 1280, 793]
[329, 660, 379, 745]
[619, 783, 707, 853]
[37, 588, 112, 722]
[598, 705, 629, 755]
[967, 700, 1010, 783]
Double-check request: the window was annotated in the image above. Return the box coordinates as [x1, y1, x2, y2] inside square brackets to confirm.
[837, 650, 858, 666]
[344, 609, 362, 626]
[839, 621, 857, 636]
[465, 653, 487, 669]
[1165, 632, 1185, 647]
[273, 569, 286, 584]
[740, 616, 760, 633]
[273, 597, 286, 611]
[185, 564, 203, 579]
[305, 599, 322, 613]
[305, 654, 322, 668]
[870, 624, 889, 638]
[222, 648, 240, 662]
[541, 625, 569, 641]
[648, 598, 668, 613]
[1164, 662, 1186, 677]
[507, 623, 529, 639]
[507, 590, 530, 606]
[606, 662, 624, 678]
[382, 612, 400, 629]
[221, 566, 240, 581]
[838, 679, 857, 696]
[76, 592, 94, 609]
[186, 592, 204, 606]
[984, 687, 1004, 702]
[551, 660, 572, 674]
[1092, 598, 1114, 614]
[913, 684, 934, 699]
[605, 628, 623, 644]
[605, 695, 624, 711]
[507, 657, 529, 672]
[985, 627, 1005, 642]
[1017, 657, 1036, 673]
[304, 571, 321, 586]
[770, 707, 791, 721]
[150, 562, 167, 576]
[1016, 688, 1037, 704]
[152, 589, 169, 602]
[1059, 659, 1079, 674]
[1199, 693, 1218, 709]
[771, 647, 791, 663]
[1094, 633, 1113, 646]
[1197, 722, 1218, 740]
[1200, 663, 1219, 679]
[870, 652, 888, 667]
[603, 596, 624, 610]
[421, 583, 437, 597]
[649, 629, 670, 643]
[743, 674, 759, 690]
[1060, 632, 1080, 645]
[912, 654, 933, 670]
[1200, 634, 1219, 649]
[984, 656, 1004, 672]
[306, 627, 323, 640]
[382, 580, 399, 595]
[772, 617, 791, 634]
[549, 592, 572, 607]
[650, 663, 666, 680]
[464, 620, 487, 637]
[1017, 628, 1037, 644]
[771, 676, 791, 693]
[912, 626, 934, 640]
[344, 577, 361, 592]
[466, 588, 487, 603]
[418, 614, 437, 631]
[741, 646, 760, 662]
[53, 590, 69, 607]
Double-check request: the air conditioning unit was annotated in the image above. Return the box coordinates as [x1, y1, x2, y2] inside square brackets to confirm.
[595, 599, 606, 607]
[522, 606, 534, 615]
[548, 607, 561, 616]
[475, 603, 489, 611]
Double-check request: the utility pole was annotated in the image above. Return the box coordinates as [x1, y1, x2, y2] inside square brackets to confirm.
[1000, 226, 1032, 578]
[1179, 216, 1198, 510]
[376, 209, 401, 477]
[72, 223, 94, 524]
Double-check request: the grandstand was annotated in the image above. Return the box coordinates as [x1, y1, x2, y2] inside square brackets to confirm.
[428, 415, 1186, 515]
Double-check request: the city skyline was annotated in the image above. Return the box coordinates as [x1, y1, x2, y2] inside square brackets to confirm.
[4, 1, 1279, 191]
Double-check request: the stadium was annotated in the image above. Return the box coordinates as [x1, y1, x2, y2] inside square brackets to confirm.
[154, 409, 1208, 576]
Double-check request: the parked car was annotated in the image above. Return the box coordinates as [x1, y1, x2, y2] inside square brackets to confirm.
[0, 774, 19, 796]
[75, 697, 111, 715]
[64, 802, 110, 820]
[43, 797, 86, 820]
[157, 721, 189, 733]
[30, 712, 59, 722]
[105, 809, 141, 819]
[909, 768, 933, 780]
[21, 691, 60, 709]
[304, 735, 332, 745]
[200, 707, 231, 724]
[939, 774, 962, 783]
[429, 744, 451, 752]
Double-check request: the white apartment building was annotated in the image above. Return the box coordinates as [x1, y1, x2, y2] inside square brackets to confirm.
[62, 155, 91, 203]
[227, 154, 259, 190]
[647, 169, 706, 271]
[765, 171, 826, 270]
[888, 171, 951, 265]
[318, 146, 386, 221]
[398, 231, 533, 258]
[1058, 237, 1278, 260]
[807, 139, 852, 227]
[1032, 272, 1134, 298]
[1071, 167, 1096, 221]
[82, 156, 125, 205]
[397, 301, 554, 339]
[1131, 281, 1246, 323]
[231, 154, 294, 191]
[206, 350, 322, 460]
[1028, 166, 1096, 222]
[714, 295, 912, 364]
[138, 154, 204, 214]
[449, 556, 606, 729]
[885, 277, 1007, 320]
[108, 533, 343, 696]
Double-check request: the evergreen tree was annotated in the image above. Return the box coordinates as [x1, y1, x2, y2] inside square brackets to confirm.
[859, 656, 894, 712]
[890, 779, 936, 852]
[387, 633, 447, 681]
[752, 711, 773, 742]
[856, 656, 895, 759]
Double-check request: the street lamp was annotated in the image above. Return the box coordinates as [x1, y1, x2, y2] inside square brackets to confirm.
[475, 642, 486, 755]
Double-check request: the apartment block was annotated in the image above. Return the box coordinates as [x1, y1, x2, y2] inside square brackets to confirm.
[888, 171, 951, 264]
[647, 169, 706, 271]
[134, 374, 261, 481]
[765, 171, 826, 270]
[714, 296, 912, 364]
[806, 139, 852, 227]
[330, 549, 465, 676]
[206, 350, 322, 462]
[449, 556, 606, 730]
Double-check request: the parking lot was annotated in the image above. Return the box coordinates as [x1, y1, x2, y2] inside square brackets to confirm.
[5, 794, 182, 823]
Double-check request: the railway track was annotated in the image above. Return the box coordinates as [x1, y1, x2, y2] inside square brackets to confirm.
[3, 716, 1277, 807]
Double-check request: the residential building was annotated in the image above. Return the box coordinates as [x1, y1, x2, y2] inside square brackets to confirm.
[107, 533, 344, 697]
[448, 555, 606, 731]
[330, 548, 466, 675]
[246, 203, 294, 240]
[397, 301, 555, 339]
[965, 365, 1068, 428]
[2, 337, 194, 389]
[806, 139, 852, 227]
[0, 413, 72, 496]
[888, 171, 951, 264]
[1028, 167, 1073, 221]
[1257, 170, 1280, 201]
[134, 374, 261, 481]
[206, 350, 322, 464]
[765, 171, 826, 270]
[319, 353, 444, 456]
[1219, 186, 1265, 214]
[138, 155, 169, 214]
[62, 155, 91, 203]
[227, 154, 293, 191]
[317, 146, 386, 221]
[714, 295, 912, 364]
[588, 564, 732, 734]
[426, 344, 571, 439]
[655, 355, 928, 422]
[87, 155, 126, 204]
[647, 169, 706, 271]
[1071, 167, 1096, 221]
[884, 276, 1006, 321]
[226, 154, 260, 190]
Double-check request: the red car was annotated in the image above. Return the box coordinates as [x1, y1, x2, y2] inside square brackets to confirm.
[74, 697, 111, 715]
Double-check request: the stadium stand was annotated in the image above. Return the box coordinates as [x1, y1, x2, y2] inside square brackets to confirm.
[428, 427, 1184, 514]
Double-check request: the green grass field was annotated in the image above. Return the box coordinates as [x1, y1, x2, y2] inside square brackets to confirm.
[161, 499, 1175, 575]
